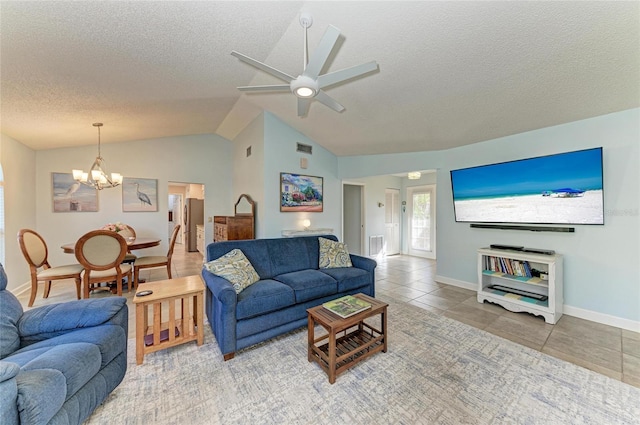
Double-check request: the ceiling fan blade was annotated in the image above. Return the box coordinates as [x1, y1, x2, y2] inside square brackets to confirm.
[297, 98, 311, 117]
[238, 84, 290, 92]
[231, 51, 294, 83]
[318, 61, 379, 89]
[302, 25, 341, 79]
[314, 90, 345, 113]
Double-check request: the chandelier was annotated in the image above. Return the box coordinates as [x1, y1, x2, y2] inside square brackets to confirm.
[72, 123, 122, 190]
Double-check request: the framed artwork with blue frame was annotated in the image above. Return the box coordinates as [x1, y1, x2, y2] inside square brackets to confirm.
[280, 172, 323, 212]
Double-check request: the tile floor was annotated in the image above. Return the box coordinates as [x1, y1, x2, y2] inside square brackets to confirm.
[15, 245, 639, 388]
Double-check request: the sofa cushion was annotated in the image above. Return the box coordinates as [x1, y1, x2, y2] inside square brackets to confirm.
[16, 368, 66, 425]
[10, 325, 125, 369]
[267, 237, 313, 276]
[17, 343, 101, 400]
[0, 292, 22, 360]
[320, 267, 371, 292]
[204, 249, 260, 294]
[236, 280, 295, 320]
[319, 237, 353, 269]
[0, 264, 23, 360]
[274, 270, 338, 303]
[207, 240, 273, 279]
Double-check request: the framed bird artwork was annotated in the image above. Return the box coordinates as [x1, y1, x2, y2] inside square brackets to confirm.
[52, 172, 99, 212]
[122, 177, 158, 212]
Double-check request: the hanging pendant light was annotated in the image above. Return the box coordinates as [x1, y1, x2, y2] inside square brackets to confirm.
[72, 123, 122, 190]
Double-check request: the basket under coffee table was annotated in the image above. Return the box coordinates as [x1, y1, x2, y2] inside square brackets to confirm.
[307, 293, 388, 384]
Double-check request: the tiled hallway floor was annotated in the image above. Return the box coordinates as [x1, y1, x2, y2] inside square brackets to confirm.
[16, 246, 639, 388]
[374, 254, 639, 388]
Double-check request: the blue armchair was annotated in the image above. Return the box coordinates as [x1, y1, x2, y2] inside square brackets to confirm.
[0, 263, 128, 424]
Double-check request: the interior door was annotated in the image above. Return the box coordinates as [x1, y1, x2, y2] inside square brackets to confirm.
[343, 184, 364, 255]
[384, 189, 400, 255]
[407, 185, 436, 259]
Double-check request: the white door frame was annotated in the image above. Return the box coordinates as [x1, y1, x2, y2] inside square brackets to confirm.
[407, 184, 436, 259]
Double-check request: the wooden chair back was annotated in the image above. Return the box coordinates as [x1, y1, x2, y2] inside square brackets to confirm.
[117, 225, 136, 240]
[75, 230, 127, 271]
[167, 225, 181, 260]
[18, 229, 49, 269]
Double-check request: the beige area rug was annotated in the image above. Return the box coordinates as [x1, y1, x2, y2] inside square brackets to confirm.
[87, 297, 640, 424]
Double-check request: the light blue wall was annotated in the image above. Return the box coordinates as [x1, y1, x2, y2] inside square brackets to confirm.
[339, 109, 640, 323]
[34, 134, 233, 269]
[232, 113, 265, 234]
[261, 112, 340, 238]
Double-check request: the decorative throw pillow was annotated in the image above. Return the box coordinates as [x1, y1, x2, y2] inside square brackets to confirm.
[204, 249, 260, 294]
[319, 237, 353, 269]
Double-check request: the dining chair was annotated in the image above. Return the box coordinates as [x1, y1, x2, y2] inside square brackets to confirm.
[74, 230, 132, 297]
[18, 229, 84, 307]
[133, 225, 181, 287]
[115, 224, 137, 263]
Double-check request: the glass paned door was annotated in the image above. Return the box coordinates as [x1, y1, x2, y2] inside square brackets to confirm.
[408, 185, 436, 259]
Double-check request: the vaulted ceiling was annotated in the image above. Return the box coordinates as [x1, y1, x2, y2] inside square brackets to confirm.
[1, 1, 638, 156]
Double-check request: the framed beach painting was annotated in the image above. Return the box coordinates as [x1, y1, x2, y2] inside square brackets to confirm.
[123, 177, 158, 212]
[52, 172, 99, 212]
[280, 172, 323, 212]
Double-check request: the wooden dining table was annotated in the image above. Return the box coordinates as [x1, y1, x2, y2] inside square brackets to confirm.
[61, 237, 161, 254]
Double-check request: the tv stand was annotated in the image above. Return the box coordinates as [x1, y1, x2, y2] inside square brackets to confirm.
[477, 248, 563, 324]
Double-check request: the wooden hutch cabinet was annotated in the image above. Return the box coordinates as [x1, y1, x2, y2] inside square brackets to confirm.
[213, 194, 255, 242]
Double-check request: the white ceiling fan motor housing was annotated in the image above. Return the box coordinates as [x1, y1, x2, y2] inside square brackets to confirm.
[291, 75, 319, 98]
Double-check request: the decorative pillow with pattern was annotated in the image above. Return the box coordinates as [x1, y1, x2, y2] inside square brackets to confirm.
[204, 249, 260, 294]
[318, 237, 353, 269]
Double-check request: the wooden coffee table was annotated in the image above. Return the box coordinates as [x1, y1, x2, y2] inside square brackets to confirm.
[307, 293, 388, 384]
[133, 275, 204, 364]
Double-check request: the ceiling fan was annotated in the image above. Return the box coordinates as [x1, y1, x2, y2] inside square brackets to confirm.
[231, 13, 379, 117]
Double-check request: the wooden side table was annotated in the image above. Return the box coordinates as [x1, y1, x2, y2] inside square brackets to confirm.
[307, 293, 388, 384]
[133, 275, 204, 364]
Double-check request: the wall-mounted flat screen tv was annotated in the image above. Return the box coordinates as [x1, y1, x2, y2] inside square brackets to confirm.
[450, 147, 604, 225]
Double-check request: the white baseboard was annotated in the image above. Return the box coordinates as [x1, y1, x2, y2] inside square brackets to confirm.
[435, 274, 475, 291]
[435, 275, 640, 333]
[11, 280, 32, 297]
[563, 305, 640, 333]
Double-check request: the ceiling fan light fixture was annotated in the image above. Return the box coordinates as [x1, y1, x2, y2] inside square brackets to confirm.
[294, 86, 316, 98]
[291, 76, 318, 98]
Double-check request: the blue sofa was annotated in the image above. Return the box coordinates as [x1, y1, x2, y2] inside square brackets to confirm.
[202, 235, 377, 360]
[0, 263, 128, 424]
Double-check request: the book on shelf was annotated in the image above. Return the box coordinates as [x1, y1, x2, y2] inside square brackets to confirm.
[323, 295, 371, 318]
[484, 255, 534, 278]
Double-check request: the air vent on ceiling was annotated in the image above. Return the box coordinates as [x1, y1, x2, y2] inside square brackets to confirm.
[297, 143, 312, 155]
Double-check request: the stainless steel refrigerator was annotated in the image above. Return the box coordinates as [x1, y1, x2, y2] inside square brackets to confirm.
[184, 198, 204, 252]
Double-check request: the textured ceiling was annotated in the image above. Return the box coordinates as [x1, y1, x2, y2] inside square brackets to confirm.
[1, 1, 638, 156]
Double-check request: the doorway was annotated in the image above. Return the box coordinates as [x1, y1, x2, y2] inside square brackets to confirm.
[342, 183, 364, 255]
[384, 189, 400, 255]
[168, 194, 183, 244]
[407, 185, 436, 259]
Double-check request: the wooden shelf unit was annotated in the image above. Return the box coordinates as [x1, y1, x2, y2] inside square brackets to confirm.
[307, 293, 388, 384]
[477, 248, 563, 324]
[133, 275, 204, 364]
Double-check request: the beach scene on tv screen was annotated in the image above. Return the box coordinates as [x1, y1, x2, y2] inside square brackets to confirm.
[452, 148, 604, 224]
